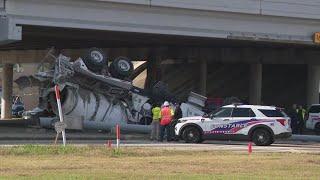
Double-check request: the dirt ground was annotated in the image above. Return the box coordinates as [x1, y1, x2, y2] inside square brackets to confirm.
[0, 145, 320, 179]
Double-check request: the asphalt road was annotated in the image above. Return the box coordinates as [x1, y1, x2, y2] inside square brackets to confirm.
[0, 126, 320, 153]
[1, 139, 320, 153]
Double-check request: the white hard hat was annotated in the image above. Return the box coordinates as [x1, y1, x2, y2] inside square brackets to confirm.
[163, 101, 169, 107]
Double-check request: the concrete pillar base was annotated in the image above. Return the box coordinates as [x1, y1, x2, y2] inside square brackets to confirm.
[307, 65, 320, 106]
[1, 63, 13, 119]
[198, 58, 207, 96]
[249, 63, 262, 105]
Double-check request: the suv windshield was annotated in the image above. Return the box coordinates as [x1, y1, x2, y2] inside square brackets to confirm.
[259, 109, 287, 117]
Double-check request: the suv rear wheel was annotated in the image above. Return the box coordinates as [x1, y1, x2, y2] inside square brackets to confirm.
[252, 128, 273, 146]
[182, 126, 202, 143]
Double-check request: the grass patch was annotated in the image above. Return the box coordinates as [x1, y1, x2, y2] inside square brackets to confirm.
[0, 145, 319, 179]
[0, 145, 87, 156]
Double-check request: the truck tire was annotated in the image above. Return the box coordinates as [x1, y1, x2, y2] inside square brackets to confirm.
[109, 56, 133, 79]
[182, 126, 202, 143]
[82, 48, 107, 72]
[252, 128, 273, 146]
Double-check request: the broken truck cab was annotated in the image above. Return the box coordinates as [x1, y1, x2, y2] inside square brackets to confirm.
[16, 48, 206, 133]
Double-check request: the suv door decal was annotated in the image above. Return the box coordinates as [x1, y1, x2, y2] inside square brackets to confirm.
[204, 119, 274, 134]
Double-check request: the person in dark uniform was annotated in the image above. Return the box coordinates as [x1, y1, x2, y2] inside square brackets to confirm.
[287, 104, 299, 134]
[296, 105, 306, 134]
[169, 102, 183, 141]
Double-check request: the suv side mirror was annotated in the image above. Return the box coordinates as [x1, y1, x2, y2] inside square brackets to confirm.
[202, 113, 209, 118]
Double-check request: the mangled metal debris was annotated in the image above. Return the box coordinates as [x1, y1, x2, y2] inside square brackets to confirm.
[16, 48, 206, 133]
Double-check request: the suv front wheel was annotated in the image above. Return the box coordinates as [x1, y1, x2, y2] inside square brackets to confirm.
[252, 128, 273, 146]
[182, 126, 202, 143]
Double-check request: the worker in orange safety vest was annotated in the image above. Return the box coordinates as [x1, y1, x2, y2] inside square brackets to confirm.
[159, 101, 174, 142]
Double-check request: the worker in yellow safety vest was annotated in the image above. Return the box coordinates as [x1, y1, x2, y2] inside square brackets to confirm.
[150, 103, 161, 141]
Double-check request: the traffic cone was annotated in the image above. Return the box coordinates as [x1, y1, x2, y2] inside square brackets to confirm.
[248, 142, 252, 154]
[108, 140, 112, 148]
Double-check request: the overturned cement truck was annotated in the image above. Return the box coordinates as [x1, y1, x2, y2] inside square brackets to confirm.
[16, 48, 206, 133]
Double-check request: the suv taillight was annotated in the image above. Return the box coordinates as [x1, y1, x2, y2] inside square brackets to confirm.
[276, 119, 286, 126]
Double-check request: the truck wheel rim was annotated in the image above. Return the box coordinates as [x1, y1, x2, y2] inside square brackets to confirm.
[187, 130, 198, 142]
[256, 131, 267, 143]
[258, 135, 264, 141]
[118, 59, 130, 71]
[90, 51, 103, 63]
[188, 132, 194, 138]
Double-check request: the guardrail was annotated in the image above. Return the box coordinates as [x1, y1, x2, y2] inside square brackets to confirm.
[100, 0, 320, 20]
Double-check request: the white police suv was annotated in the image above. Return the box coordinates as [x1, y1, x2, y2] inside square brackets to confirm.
[175, 105, 292, 146]
[306, 104, 320, 133]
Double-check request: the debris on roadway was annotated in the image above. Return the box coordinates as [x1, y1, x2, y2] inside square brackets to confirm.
[16, 48, 206, 133]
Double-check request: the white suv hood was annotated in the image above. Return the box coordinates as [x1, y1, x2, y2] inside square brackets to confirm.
[179, 116, 203, 121]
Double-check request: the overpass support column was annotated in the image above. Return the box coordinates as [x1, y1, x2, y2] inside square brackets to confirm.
[249, 63, 262, 105]
[1, 64, 13, 119]
[198, 58, 207, 96]
[145, 48, 164, 90]
[307, 65, 320, 106]
[145, 56, 161, 90]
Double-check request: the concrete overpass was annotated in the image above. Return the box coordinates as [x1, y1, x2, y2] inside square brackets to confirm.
[1, 0, 320, 44]
[0, 0, 320, 118]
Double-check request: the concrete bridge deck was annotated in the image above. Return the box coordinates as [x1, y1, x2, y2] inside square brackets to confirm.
[1, 0, 320, 45]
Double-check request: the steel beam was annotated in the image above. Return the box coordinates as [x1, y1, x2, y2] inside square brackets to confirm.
[0, 47, 320, 64]
[0, 16, 21, 44]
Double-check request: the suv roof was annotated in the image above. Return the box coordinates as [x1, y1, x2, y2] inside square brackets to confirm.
[223, 104, 276, 110]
